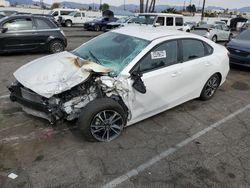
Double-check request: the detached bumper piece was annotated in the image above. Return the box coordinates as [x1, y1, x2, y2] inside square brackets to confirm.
[8, 82, 63, 124]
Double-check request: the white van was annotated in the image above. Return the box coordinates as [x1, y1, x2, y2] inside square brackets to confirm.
[49, 8, 79, 21]
[135, 13, 190, 32]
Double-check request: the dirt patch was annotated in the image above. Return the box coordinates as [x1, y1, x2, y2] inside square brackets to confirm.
[231, 81, 250, 91]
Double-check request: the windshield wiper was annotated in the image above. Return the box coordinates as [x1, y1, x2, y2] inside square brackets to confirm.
[89, 50, 101, 65]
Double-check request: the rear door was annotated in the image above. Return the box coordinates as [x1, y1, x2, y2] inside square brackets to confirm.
[0, 17, 36, 52]
[178, 38, 215, 98]
[33, 17, 56, 50]
[73, 12, 83, 24]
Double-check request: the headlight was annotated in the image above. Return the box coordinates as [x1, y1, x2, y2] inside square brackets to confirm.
[90, 23, 95, 26]
[60, 30, 65, 36]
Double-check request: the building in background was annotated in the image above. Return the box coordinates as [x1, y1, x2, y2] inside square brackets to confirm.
[0, 0, 10, 7]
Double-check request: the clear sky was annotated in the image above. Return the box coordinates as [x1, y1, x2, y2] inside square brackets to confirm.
[42, 0, 249, 9]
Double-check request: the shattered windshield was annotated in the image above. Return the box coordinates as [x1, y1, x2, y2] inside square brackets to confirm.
[73, 32, 150, 76]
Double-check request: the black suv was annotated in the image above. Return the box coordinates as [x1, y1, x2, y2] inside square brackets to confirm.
[0, 15, 67, 54]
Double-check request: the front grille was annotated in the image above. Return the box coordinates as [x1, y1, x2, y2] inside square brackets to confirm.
[21, 87, 44, 104]
[228, 48, 250, 57]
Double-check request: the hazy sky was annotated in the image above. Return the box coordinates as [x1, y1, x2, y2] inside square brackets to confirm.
[42, 0, 249, 9]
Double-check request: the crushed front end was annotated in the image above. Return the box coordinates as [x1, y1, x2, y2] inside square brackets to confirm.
[9, 78, 99, 124]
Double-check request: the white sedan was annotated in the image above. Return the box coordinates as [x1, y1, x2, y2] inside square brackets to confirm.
[9, 26, 230, 142]
[191, 24, 233, 42]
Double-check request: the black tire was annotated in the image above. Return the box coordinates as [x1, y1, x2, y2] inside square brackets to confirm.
[212, 35, 217, 43]
[228, 33, 233, 41]
[65, 20, 72, 27]
[102, 25, 107, 31]
[95, 25, 101, 31]
[78, 98, 126, 142]
[49, 40, 65, 54]
[200, 74, 221, 100]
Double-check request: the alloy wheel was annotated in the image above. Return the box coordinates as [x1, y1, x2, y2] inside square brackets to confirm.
[90, 110, 124, 142]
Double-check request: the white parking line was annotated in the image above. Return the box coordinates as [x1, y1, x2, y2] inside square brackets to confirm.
[102, 104, 250, 188]
[0, 94, 9, 100]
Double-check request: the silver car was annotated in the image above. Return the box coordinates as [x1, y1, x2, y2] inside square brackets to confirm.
[191, 24, 233, 42]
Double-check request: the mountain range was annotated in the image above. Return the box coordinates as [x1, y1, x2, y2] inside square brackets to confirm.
[6, 0, 250, 13]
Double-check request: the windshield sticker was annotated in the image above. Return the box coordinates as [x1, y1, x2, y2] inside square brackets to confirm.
[151, 50, 167, 59]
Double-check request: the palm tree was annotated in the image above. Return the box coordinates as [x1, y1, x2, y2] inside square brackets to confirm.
[140, 0, 144, 13]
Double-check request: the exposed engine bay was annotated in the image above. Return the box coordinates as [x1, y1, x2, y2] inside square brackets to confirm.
[9, 52, 131, 124]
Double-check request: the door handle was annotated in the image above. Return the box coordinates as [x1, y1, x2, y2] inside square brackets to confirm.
[171, 71, 178, 77]
[205, 61, 211, 66]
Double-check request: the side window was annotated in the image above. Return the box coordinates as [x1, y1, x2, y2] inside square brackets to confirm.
[166, 17, 173, 26]
[139, 40, 178, 73]
[52, 11, 58, 16]
[35, 18, 51, 29]
[182, 39, 205, 61]
[82, 13, 85, 17]
[175, 17, 183, 26]
[204, 42, 213, 55]
[156, 17, 165, 26]
[75, 13, 81, 17]
[3, 18, 33, 31]
[61, 11, 72, 16]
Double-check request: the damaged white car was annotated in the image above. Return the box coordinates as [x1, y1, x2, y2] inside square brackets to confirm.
[9, 26, 230, 142]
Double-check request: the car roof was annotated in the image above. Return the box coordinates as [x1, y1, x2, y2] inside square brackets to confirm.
[112, 25, 194, 41]
[138, 13, 183, 17]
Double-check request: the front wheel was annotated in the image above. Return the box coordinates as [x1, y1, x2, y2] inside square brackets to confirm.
[95, 25, 101, 31]
[78, 98, 126, 142]
[200, 74, 221, 100]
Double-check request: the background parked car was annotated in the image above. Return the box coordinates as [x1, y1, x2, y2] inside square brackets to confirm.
[49, 8, 77, 22]
[191, 24, 233, 42]
[135, 13, 191, 32]
[185, 21, 197, 30]
[84, 17, 118, 31]
[105, 17, 136, 31]
[226, 29, 250, 67]
[0, 10, 17, 16]
[59, 11, 98, 27]
[0, 15, 67, 54]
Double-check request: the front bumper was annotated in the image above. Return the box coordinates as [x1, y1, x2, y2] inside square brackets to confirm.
[9, 82, 63, 123]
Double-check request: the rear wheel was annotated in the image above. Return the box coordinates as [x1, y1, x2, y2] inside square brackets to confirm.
[200, 74, 221, 100]
[65, 20, 72, 27]
[49, 40, 65, 54]
[228, 33, 233, 41]
[212, 35, 217, 43]
[78, 98, 126, 142]
[95, 25, 101, 31]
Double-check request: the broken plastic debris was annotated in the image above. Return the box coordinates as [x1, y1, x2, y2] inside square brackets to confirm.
[8, 173, 18, 179]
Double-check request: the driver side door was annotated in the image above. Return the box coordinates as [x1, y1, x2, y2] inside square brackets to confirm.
[129, 40, 184, 122]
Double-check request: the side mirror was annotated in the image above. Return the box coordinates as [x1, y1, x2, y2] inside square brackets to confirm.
[1, 28, 8, 33]
[131, 71, 146, 94]
[154, 23, 161, 27]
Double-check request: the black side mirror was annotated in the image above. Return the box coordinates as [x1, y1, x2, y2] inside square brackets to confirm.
[131, 71, 146, 94]
[1, 28, 8, 33]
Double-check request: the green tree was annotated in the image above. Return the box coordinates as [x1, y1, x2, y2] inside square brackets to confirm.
[186, 4, 196, 12]
[100, 3, 109, 12]
[162, 8, 178, 14]
[51, 2, 60, 9]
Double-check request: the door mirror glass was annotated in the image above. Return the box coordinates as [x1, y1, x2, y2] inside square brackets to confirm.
[131, 71, 146, 94]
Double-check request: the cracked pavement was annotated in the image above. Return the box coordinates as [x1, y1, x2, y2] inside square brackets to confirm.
[0, 27, 250, 188]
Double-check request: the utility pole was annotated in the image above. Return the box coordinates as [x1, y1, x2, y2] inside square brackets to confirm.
[201, 0, 206, 21]
[124, 0, 125, 10]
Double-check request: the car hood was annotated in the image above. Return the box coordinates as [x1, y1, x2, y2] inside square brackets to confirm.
[14, 51, 112, 98]
[227, 39, 250, 51]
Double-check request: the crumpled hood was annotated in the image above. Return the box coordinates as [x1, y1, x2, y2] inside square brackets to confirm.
[14, 51, 111, 98]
